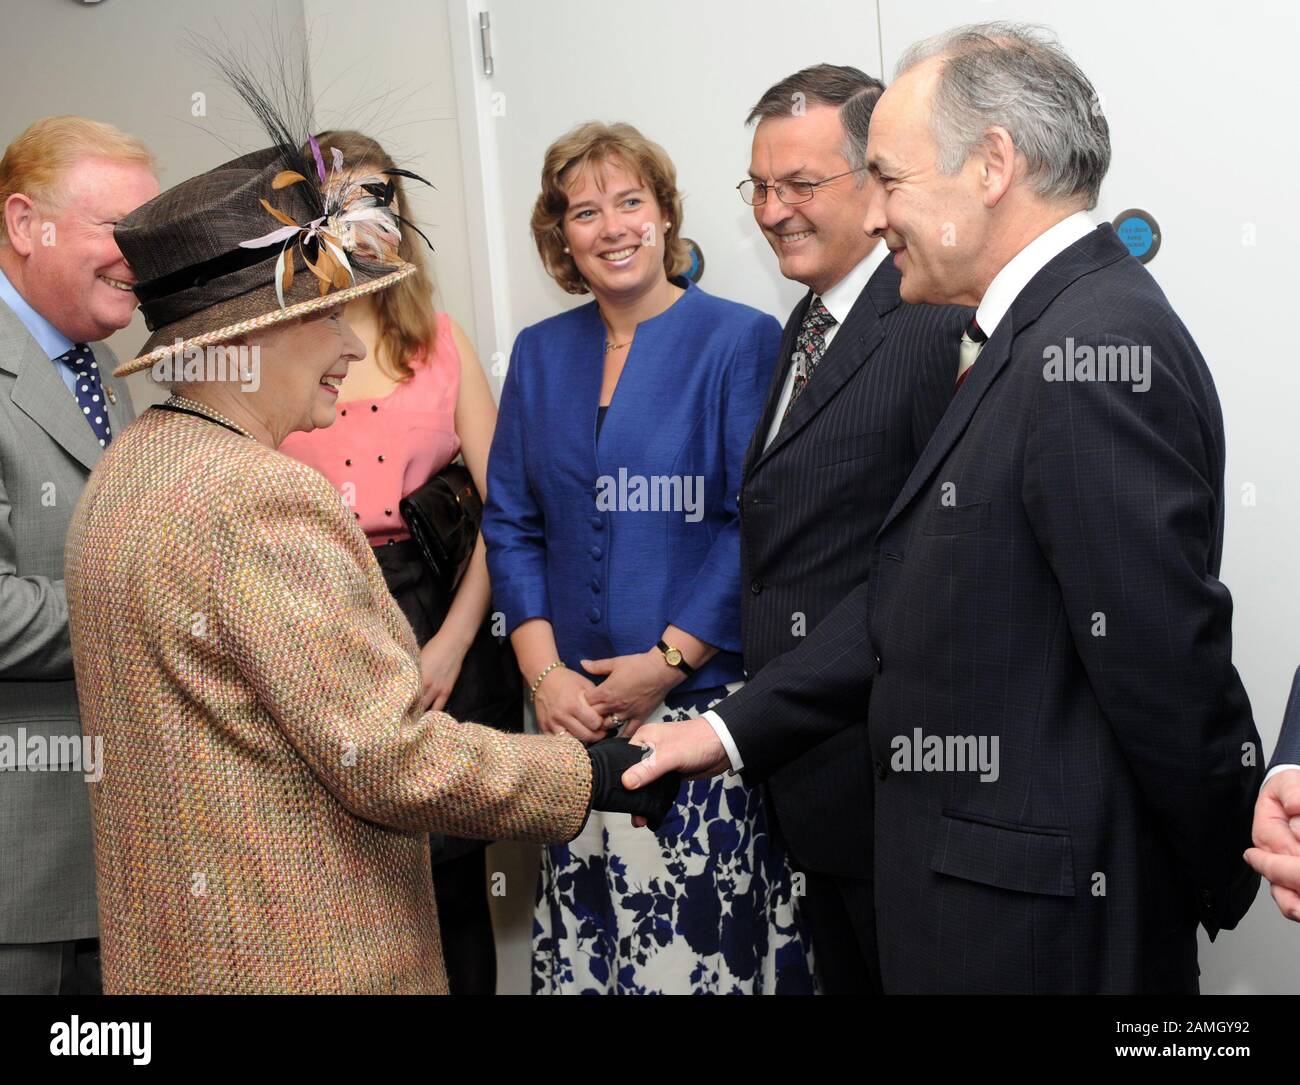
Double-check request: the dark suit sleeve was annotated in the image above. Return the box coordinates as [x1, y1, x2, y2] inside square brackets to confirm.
[711, 579, 875, 782]
[1270, 666, 1300, 770]
[1022, 333, 1262, 933]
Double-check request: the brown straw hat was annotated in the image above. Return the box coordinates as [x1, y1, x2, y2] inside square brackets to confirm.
[113, 144, 416, 377]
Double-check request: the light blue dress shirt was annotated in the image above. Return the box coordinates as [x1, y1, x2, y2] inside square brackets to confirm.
[0, 265, 78, 393]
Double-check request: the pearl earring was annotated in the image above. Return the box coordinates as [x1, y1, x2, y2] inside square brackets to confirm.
[563, 246, 570, 253]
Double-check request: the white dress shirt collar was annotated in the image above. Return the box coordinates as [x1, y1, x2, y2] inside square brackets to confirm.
[760, 241, 891, 452]
[817, 239, 889, 325]
[975, 211, 1095, 340]
[0, 264, 75, 360]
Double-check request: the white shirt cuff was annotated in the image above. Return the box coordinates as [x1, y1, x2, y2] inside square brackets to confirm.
[1264, 763, 1300, 786]
[702, 709, 743, 774]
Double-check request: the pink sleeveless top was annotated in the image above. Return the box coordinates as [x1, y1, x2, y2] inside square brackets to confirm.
[280, 313, 462, 546]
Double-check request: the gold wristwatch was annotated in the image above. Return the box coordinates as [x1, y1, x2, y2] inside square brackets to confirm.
[656, 639, 695, 677]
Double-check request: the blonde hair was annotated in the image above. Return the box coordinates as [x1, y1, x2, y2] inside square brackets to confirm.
[0, 116, 156, 245]
[313, 130, 437, 383]
[531, 121, 690, 296]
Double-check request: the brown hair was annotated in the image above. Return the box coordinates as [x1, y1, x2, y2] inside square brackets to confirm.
[313, 130, 437, 381]
[0, 116, 156, 245]
[746, 65, 885, 175]
[531, 122, 690, 296]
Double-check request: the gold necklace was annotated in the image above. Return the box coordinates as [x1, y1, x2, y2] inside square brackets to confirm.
[604, 339, 631, 353]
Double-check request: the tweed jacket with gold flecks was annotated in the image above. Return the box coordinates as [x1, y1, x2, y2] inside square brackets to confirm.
[65, 406, 591, 994]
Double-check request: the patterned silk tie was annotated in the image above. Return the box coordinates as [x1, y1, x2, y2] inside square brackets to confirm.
[58, 344, 113, 448]
[955, 316, 987, 392]
[784, 296, 837, 419]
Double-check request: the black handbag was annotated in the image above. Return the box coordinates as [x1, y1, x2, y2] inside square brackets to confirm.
[397, 461, 522, 737]
[399, 461, 481, 595]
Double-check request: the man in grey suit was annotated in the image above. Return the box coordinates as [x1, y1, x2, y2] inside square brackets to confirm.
[0, 116, 157, 994]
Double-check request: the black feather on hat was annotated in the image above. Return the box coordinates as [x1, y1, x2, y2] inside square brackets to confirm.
[112, 39, 433, 379]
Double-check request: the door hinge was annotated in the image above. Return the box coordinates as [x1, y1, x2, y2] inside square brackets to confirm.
[479, 12, 494, 77]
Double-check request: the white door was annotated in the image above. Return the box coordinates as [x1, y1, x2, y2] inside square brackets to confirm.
[448, 0, 885, 993]
[450, 0, 884, 376]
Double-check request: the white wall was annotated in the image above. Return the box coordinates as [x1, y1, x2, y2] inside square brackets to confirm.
[304, 0, 479, 345]
[0, 0, 313, 408]
[449, 0, 883, 363]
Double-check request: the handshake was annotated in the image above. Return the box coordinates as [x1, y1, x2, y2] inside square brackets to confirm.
[586, 735, 681, 830]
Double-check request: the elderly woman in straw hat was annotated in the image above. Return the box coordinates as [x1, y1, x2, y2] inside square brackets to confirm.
[62, 139, 678, 994]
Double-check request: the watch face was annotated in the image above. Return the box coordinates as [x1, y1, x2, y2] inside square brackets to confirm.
[665, 647, 682, 667]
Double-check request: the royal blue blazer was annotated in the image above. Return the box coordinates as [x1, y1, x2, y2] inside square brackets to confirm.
[484, 278, 780, 693]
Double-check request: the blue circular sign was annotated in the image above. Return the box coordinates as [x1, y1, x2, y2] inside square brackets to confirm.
[682, 238, 705, 283]
[1112, 208, 1160, 264]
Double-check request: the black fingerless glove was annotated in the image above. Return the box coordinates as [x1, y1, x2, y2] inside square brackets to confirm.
[586, 736, 681, 831]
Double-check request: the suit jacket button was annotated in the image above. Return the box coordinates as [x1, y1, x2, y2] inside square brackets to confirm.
[874, 759, 888, 780]
[750, 578, 763, 595]
[875, 654, 882, 674]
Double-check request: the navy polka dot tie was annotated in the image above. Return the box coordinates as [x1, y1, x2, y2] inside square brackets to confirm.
[58, 344, 113, 448]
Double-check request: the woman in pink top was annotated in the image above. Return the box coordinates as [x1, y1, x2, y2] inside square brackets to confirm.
[279, 131, 516, 995]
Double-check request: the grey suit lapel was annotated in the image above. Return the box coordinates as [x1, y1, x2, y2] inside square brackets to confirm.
[0, 305, 105, 473]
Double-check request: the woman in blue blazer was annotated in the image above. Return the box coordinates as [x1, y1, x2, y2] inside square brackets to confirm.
[484, 122, 814, 993]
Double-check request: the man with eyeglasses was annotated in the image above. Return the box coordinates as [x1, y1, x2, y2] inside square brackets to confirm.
[697, 64, 968, 993]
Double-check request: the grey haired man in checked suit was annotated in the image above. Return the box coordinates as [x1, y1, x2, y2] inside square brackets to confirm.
[0, 116, 157, 994]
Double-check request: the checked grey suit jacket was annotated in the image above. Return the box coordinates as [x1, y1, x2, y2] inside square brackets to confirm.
[0, 300, 136, 943]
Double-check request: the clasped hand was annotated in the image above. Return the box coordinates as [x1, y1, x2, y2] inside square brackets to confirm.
[534, 649, 683, 743]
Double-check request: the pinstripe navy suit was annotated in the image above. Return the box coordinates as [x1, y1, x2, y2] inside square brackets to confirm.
[714, 248, 970, 986]
[720, 223, 1263, 992]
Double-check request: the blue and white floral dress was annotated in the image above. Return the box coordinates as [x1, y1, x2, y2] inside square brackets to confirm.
[532, 684, 815, 995]
[483, 281, 815, 995]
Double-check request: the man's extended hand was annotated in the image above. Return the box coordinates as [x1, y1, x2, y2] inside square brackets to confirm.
[622, 717, 731, 797]
[1244, 768, 1300, 921]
